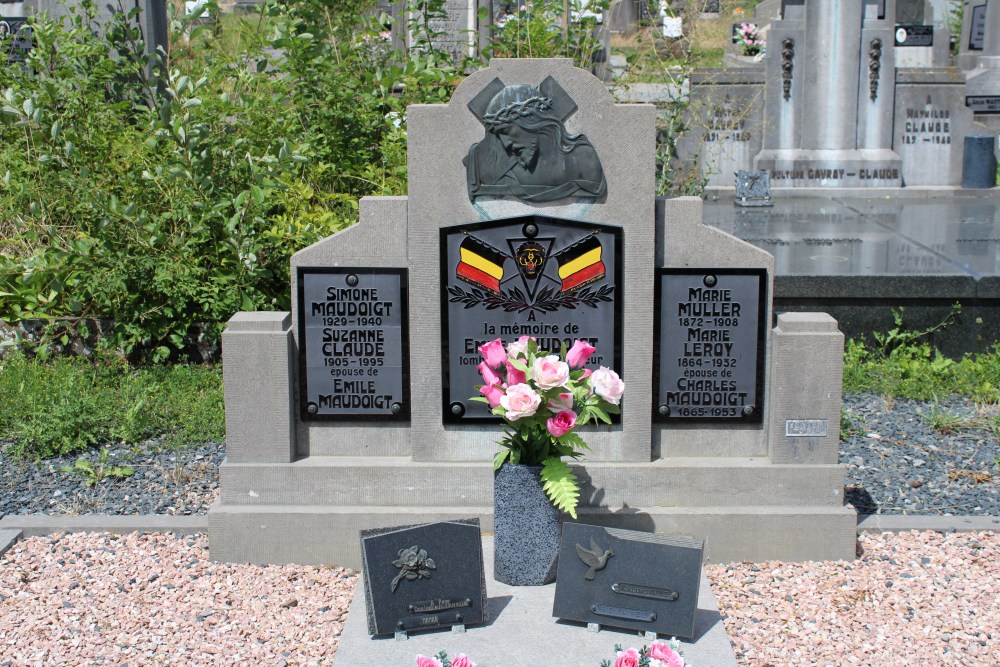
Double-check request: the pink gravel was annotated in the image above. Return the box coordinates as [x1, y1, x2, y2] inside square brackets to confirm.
[705, 531, 1000, 667]
[0, 530, 997, 666]
[0, 532, 357, 666]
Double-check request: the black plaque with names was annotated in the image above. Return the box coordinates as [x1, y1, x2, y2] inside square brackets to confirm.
[441, 216, 622, 422]
[654, 268, 766, 423]
[966, 96, 1000, 113]
[360, 519, 488, 637]
[969, 4, 986, 50]
[552, 523, 704, 639]
[297, 267, 409, 421]
[894, 24, 933, 47]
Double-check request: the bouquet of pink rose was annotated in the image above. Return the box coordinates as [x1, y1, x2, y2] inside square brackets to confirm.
[601, 638, 688, 667]
[735, 21, 763, 55]
[472, 336, 624, 519]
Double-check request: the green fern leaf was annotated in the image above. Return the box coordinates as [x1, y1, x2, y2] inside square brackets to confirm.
[540, 458, 580, 520]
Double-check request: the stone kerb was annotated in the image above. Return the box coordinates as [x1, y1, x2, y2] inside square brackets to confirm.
[655, 196, 775, 459]
[406, 58, 657, 463]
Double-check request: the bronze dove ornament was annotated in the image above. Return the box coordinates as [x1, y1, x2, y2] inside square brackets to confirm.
[576, 536, 614, 580]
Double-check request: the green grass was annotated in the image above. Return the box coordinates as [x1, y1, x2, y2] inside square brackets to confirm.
[0, 352, 224, 460]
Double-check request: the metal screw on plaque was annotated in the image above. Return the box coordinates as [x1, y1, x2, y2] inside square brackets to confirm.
[456, 614, 463, 622]
[346, 274, 359, 287]
[450, 402, 465, 417]
[703, 274, 717, 287]
[742, 406, 754, 417]
[522, 222, 539, 238]
[391, 402, 402, 414]
[307, 402, 318, 415]
[658, 405, 670, 417]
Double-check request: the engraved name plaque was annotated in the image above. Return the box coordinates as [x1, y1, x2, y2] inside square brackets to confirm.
[297, 268, 409, 420]
[969, 5, 986, 51]
[441, 216, 622, 422]
[785, 419, 828, 437]
[655, 269, 766, 423]
[591, 604, 656, 623]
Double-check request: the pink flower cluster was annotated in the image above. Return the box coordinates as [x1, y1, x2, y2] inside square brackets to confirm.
[613, 640, 685, 667]
[476, 336, 624, 438]
[415, 653, 476, 667]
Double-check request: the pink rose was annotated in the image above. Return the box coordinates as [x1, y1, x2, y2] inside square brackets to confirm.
[649, 641, 684, 667]
[547, 410, 577, 438]
[614, 647, 641, 667]
[532, 354, 570, 390]
[590, 366, 624, 405]
[547, 391, 573, 412]
[506, 335, 533, 358]
[478, 338, 506, 369]
[566, 339, 596, 368]
[505, 360, 527, 385]
[450, 655, 476, 667]
[477, 361, 502, 387]
[480, 384, 504, 409]
[500, 383, 541, 420]
[415, 655, 443, 667]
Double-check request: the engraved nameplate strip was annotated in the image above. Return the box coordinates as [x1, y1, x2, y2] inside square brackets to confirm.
[591, 604, 656, 623]
[785, 419, 828, 437]
[612, 582, 679, 601]
[407, 598, 473, 614]
[396, 610, 466, 631]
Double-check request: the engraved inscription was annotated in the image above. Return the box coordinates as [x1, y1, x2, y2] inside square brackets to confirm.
[612, 582, 679, 601]
[408, 598, 473, 614]
[785, 419, 828, 437]
[592, 604, 656, 623]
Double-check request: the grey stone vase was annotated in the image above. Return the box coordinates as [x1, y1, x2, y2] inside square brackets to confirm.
[493, 463, 561, 586]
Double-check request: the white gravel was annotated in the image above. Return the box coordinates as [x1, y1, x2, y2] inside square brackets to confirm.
[1, 530, 997, 666]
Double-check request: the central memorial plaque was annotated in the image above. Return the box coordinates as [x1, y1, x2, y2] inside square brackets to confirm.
[441, 216, 622, 421]
[297, 267, 409, 420]
[655, 268, 766, 423]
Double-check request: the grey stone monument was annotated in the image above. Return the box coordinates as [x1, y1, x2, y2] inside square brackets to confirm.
[209, 58, 855, 570]
[755, 0, 903, 187]
[964, 0, 1000, 132]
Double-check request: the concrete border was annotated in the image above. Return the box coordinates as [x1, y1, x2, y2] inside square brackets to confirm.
[0, 529, 22, 558]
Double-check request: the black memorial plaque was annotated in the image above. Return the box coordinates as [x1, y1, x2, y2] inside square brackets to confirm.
[894, 24, 933, 47]
[1, 17, 31, 63]
[969, 4, 986, 50]
[297, 267, 409, 420]
[360, 519, 488, 637]
[654, 269, 766, 423]
[552, 523, 704, 639]
[441, 216, 622, 422]
[966, 96, 1000, 113]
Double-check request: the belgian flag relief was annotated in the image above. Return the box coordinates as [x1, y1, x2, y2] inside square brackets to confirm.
[457, 235, 507, 294]
[553, 235, 606, 292]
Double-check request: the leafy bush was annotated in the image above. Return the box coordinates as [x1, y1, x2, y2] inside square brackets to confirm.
[0, 0, 459, 362]
[0, 352, 224, 459]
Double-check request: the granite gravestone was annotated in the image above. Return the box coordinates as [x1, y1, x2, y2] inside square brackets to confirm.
[360, 519, 488, 637]
[552, 523, 704, 639]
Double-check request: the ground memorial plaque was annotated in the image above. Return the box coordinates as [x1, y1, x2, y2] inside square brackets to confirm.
[969, 4, 986, 51]
[441, 216, 622, 421]
[552, 523, 704, 639]
[0, 16, 30, 63]
[360, 519, 487, 637]
[297, 268, 409, 420]
[654, 269, 766, 422]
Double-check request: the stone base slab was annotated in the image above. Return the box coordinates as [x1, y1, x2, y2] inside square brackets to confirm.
[208, 503, 857, 568]
[332, 536, 739, 667]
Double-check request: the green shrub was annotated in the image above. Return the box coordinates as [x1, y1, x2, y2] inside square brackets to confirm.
[0, 352, 224, 459]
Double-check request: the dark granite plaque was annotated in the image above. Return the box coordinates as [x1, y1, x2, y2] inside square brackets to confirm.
[654, 269, 766, 423]
[297, 268, 409, 420]
[1, 17, 31, 63]
[441, 216, 622, 422]
[969, 4, 986, 50]
[894, 24, 933, 47]
[552, 523, 704, 639]
[360, 519, 488, 637]
[966, 96, 1000, 113]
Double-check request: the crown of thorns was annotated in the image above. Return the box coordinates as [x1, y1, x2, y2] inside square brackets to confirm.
[482, 95, 553, 129]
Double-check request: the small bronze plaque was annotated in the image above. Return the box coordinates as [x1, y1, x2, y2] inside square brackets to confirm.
[592, 604, 656, 623]
[612, 582, 679, 601]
